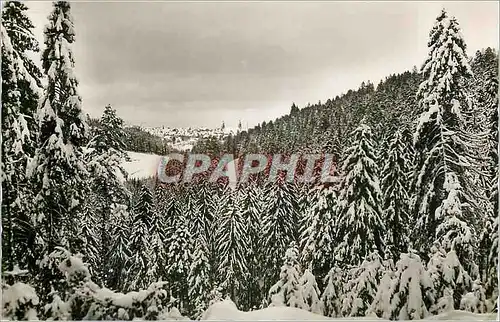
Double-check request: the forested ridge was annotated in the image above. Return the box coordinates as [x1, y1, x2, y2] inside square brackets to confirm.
[1, 1, 498, 321]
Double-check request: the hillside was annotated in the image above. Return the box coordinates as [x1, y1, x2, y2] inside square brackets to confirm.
[192, 48, 498, 162]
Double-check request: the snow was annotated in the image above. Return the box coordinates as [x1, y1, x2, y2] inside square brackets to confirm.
[201, 300, 497, 321]
[121, 151, 162, 180]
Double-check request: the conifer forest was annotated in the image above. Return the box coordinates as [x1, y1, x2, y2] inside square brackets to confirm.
[1, 1, 499, 321]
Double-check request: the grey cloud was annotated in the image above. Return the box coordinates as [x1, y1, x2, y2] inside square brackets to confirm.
[27, 1, 499, 128]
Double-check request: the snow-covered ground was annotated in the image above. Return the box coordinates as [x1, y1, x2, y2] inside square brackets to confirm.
[122, 151, 162, 180]
[201, 300, 497, 321]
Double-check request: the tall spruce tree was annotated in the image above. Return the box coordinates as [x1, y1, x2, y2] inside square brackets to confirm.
[125, 185, 153, 291]
[146, 197, 167, 287]
[300, 185, 337, 283]
[412, 9, 482, 259]
[165, 199, 191, 309]
[1, 1, 42, 272]
[86, 105, 130, 284]
[321, 265, 345, 318]
[106, 204, 131, 291]
[387, 250, 435, 320]
[27, 1, 89, 257]
[334, 123, 385, 266]
[381, 129, 410, 258]
[187, 191, 212, 317]
[299, 269, 324, 314]
[2, 0, 42, 150]
[214, 187, 249, 306]
[188, 232, 212, 319]
[341, 250, 383, 317]
[235, 183, 264, 309]
[1, 23, 36, 272]
[268, 242, 306, 310]
[261, 181, 300, 295]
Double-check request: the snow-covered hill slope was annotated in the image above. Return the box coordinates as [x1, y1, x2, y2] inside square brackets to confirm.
[122, 151, 162, 180]
[201, 300, 497, 321]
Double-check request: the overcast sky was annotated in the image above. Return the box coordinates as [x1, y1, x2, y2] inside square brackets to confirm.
[26, 1, 498, 129]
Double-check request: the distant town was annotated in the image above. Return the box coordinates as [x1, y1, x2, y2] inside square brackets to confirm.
[139, 124, 241, 151]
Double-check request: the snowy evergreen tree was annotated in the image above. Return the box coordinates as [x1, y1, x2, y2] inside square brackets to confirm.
[412, 9, 484, 257]
[261, 181, 300, 296]
[86, 105, 130, 284]
[486, 65, 498, 219]
[165, 199, 191, 309]
[187, 235, 212, 319]
[27, 0, 89, 255]
[381, 129, 410, 258]
[427, 242, 455, 314]
[300, 186, 337, 282]
[483, 216, 498, 308]
[268, 243, 306, 310]
[334, 123, 385, 266]
[222, 183, 265, 309]
[299, 269, 323, 314]
[2, 282, 40, 320]
[106, 204, 131, 291]
[460, 279, 488, 313]
[387, 250, 435, 320]
[341, 250, 383, 317]
[368, 253, 397, 319]
[186, 192, 212, 318]
[238, 183, 264, 309]
[125, 185, 154, 291]
[2, 0, 42, 150]
[434, 177, 478, 271]
[77, 192, 100, 281]
[145, 199, 167, 287]
[1, 1, 43, 273]
[214, 187, 249, 306]
[1, 22, 40, 272]
[321, 266, 344, 318]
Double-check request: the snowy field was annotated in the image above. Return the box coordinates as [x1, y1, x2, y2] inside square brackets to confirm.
[201, 300, 497, 321]
[122, 151, 162, 180]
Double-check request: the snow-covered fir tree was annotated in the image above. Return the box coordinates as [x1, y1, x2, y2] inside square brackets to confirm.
[187, 234, 212, 319]
[77, 192, 100, 280]
[427, 242, 454, 314]
[145, 196, 167, 287]
[381, 129, 410, 258]
[1, 1, 42, 273]
[321, 265, 344, 318]
[125, 185, 154, 291]
[165, 199, 192, 310]
[460, 279, 488, 314]
[214, 187, 249, 306]
[412, 9, 483, 258]
[434, 181, 477, 301]
[105, 204, 131, 291]
[1, 21, 40, 272]
[341, 249, 383, 317]
[300, 185, 337, 282]
[232, 183, 264, 309]
[334, 123, 385, 266]
[1, 0, 42, 153]
[299, 268, 323, 314]
[86, 105, 130, 284]
[261, 181, 300, 296]
[27, 0, 89, 256]
[368, 252, 397, 319]
[480, 215, 499, 309]
[2, 281, 40, 320]
[387, 250, 435, 320]
[268, 242, 306, 310]
[187, 193, 212, 318]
